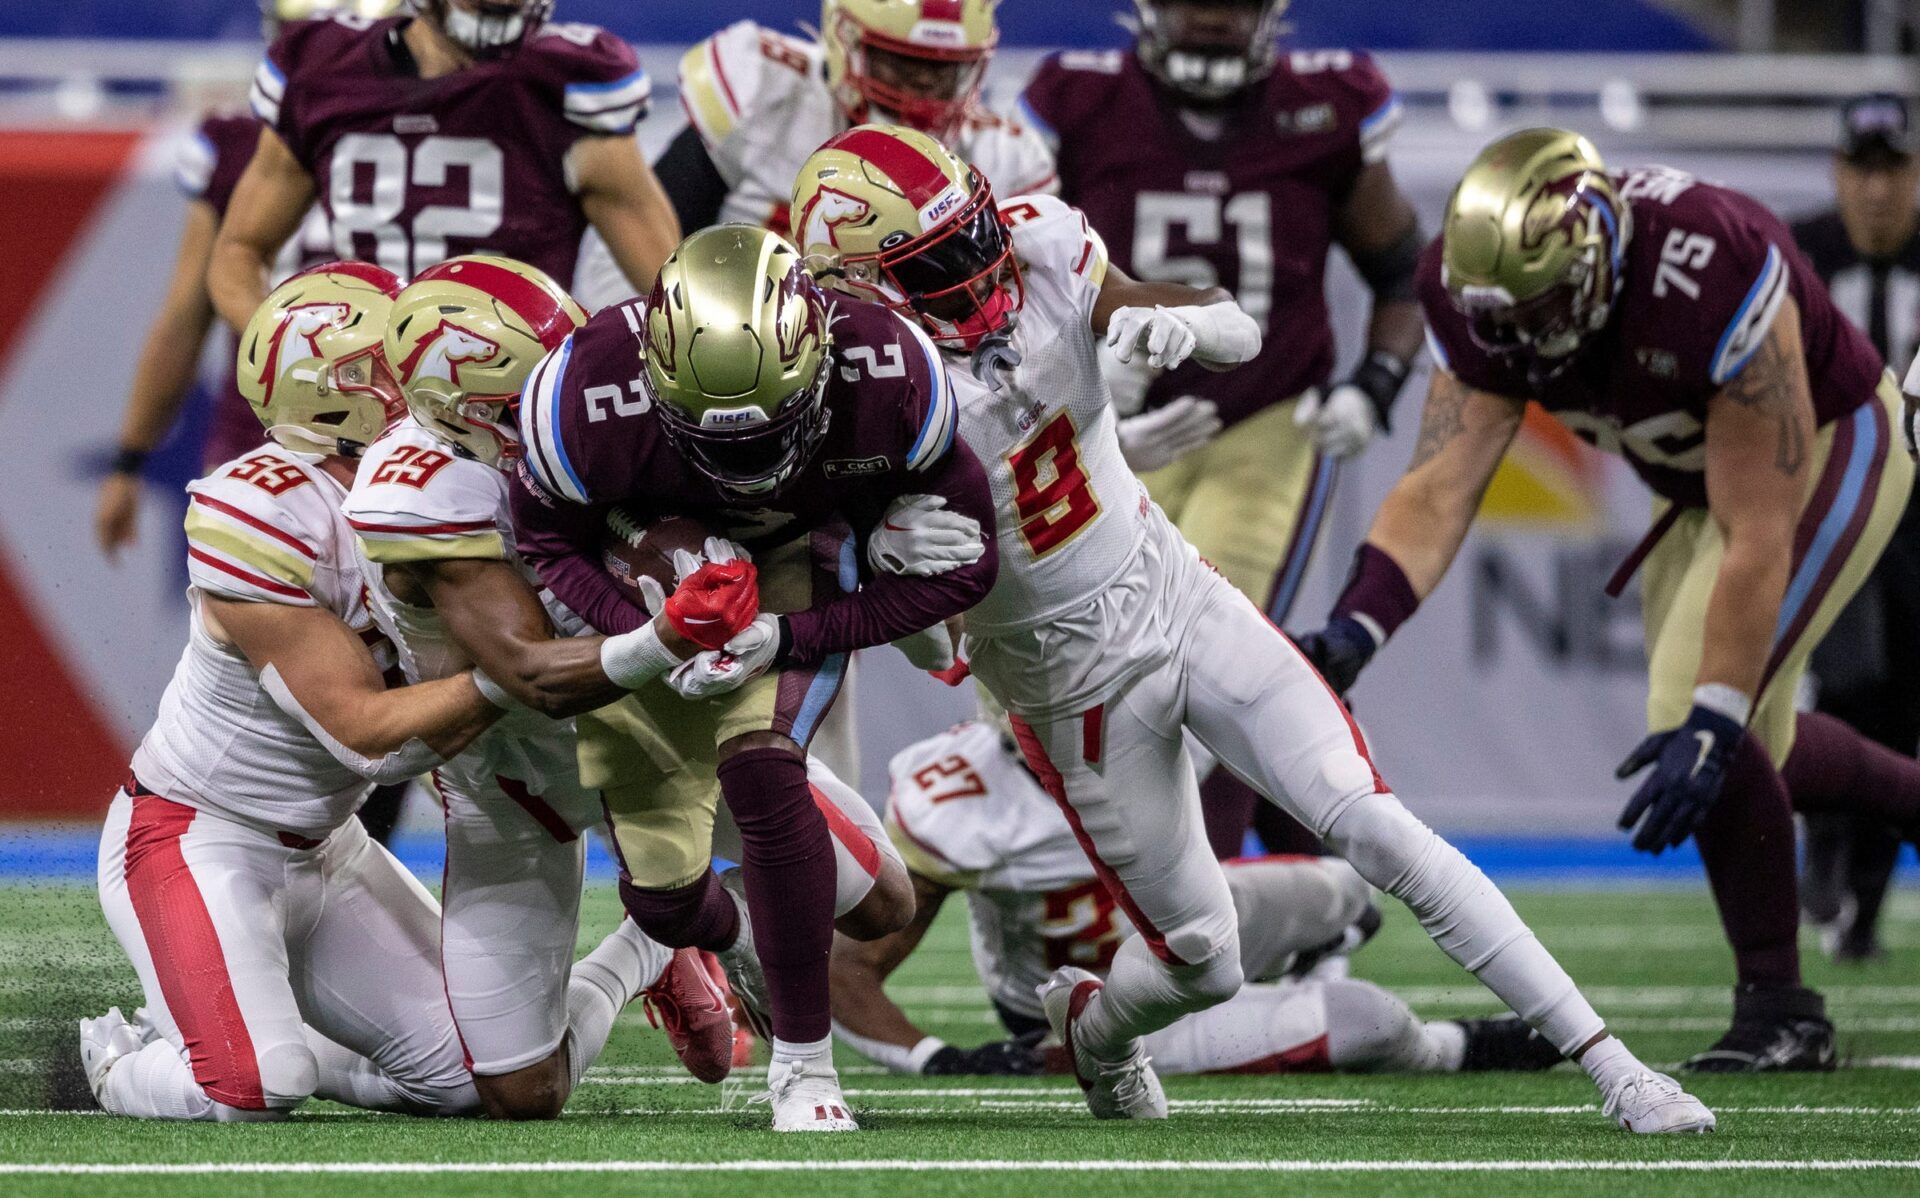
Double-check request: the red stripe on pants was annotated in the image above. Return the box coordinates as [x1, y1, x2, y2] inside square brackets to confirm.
[122, 795, 266, 1109]
[811, 784, 880, 878]
[1008, 714, 1183, 966]
[494, 775, 579, 844]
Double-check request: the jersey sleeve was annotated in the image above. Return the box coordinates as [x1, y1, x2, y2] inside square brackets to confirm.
[1330, 49, 1402, 166]
[1415, 239, 1517, 397]
[174, 123, 218, 203]
[248, 20, 322, 159]
[1658, 188, 1794, 388]
[346, 441, 506, 565]
[884, 725, 1010, 887]
[965, 108, 1059, 198]
[1004, 194, 1109, 321]
[517, 335, 597, 506]
[530, 23, 651, 136]
[183, 458, 329, 606]
[1016, 49, 1125, 154]
[676, 21, 777, 183]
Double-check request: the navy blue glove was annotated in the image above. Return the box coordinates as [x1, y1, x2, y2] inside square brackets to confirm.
[1295, 616, 1377, 696]
[1615, 703, 1745, 853]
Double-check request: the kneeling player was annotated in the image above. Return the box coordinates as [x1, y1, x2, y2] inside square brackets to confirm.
[833, 714, 1561, 1078]
[81, 265, 502, 1121]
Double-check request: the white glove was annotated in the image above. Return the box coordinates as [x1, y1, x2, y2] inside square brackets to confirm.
[666, 613, 780, 700]
[868, 494, 985, 578]
[1105, 305, 1198, 371]
[1293, 384, 1378, 460]
[1117, 396, 1222, 473]
[891, 621, 956, 672]
[1098, 338, 1159, 416]
[639, 536, 753, 618]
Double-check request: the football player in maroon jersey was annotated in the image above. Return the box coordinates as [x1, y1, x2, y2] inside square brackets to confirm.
[1020, 1, 1425, 861]
[207, 0, 679, 330]
[1299, 128, 1920, 1071]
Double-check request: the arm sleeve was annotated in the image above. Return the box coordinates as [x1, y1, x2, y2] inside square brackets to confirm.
[781, 436, 998, 666]
[654, 123, 730, 234]
[509, 467, 648, 636]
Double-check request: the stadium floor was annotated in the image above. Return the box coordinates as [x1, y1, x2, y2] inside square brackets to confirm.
[4, 880, 1920, 1195]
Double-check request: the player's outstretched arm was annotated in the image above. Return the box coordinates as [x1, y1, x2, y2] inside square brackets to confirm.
[409, 556, 700, 718]
[207, 127, 315, 331]
[572, 134, 681, 297]
[830, 872, 950, 1067]
[203, 595, 500, 780]
[97, 200, 221, 559]
[1298, 369, 1524, 693]
[1092, 263, 1261, 374]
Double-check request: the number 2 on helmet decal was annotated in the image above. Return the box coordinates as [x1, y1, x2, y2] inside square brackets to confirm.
[1007, 411, 1100, 557]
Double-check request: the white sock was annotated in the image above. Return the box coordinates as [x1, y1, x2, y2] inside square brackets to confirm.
[100, 1039, 283, 1122]
[1073, 934, 1238, 1062]
[1576, 1034, 1642, 1088]
[301, 1029, 415, 1113]
[771, 1035, 832, 1068]
[562, 920, 666, 1094]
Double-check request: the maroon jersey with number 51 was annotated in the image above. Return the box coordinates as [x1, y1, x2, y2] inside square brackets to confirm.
[250, 14, 649, 287]
[1020, 47, 1400, 428]
[1420, 168, 1884, 507]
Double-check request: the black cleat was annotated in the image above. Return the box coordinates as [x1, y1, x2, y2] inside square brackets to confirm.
[1454, 1016, 1564, 1072]
[1683, 985, 1837, 1073]
[1281, 903, 1384, 981]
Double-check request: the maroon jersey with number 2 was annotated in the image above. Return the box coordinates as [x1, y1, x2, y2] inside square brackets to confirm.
[250, 13, 649, 286]
[1020, 47, 1400, 427]
[1421, 167, 1884, 507]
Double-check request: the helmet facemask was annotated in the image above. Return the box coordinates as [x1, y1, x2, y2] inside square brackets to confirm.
[825, 4, 995, 141]
[423, 0, 550, 58]
[1132, 0, 1287, 104]
[650, 352, 835, 497]
[840, 172, 1024, 351]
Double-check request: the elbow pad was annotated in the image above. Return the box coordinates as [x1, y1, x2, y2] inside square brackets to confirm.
[259, 664, 451, 784]
[1185, 301, 1262, 369]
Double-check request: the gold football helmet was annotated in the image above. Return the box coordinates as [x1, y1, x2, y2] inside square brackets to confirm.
[821, 0, 999, 140]
[792, 123, 1019, 351]
[236, 261, 405, 457]
[641, 226, 835, 496]
[1442, 127, 1632, 374]
[385, 255, 585, 468]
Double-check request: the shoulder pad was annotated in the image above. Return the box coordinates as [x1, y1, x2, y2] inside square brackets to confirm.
[174, 124, 217, 200]
[525, 23, 650, 135]
[1004, 194, 1108, 290]
[884, 723, 1012, 885]
[251, 15, 374, 130]
[1282, 49, 1400, 163]
[347, 426, 506, 565]
[961, 106, 1059, 197]
[1017, 50, 1125, 149]
[680, 21, 809, 149]
[517, 334, 590, 505]
[185, 449, 336, 605]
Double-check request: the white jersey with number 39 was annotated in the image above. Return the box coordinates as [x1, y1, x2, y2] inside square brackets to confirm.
[954, 195, 1164, 717]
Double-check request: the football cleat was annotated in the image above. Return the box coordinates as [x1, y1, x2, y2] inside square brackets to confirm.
[78, 1007, 144, 1104]
[641, 947, 736, 1084]
[1038, 966, 1167, 1120]
[1684, 985, 1837, 1073]
[715, 870, 773, 1041]
[1454, 1016, 1564, 1072]
[759, 1057, 859, 1132]
[1599, 1068, 1716, 1134]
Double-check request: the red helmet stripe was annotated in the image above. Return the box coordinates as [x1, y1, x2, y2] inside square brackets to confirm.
[416, 258, 576, 350]
[921, 0, 964, 20]
[290, 260, 402, 297]
[827, 128, 955, 210]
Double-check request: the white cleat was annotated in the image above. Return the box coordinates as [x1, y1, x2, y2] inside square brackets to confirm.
[78, 1007, 143, 1105]
[1601, 1069, 1717, 1134]
[1038, 966, 1167, 1120]
[759, 1057, 859, 1132]
[715, 870, 772, 1041]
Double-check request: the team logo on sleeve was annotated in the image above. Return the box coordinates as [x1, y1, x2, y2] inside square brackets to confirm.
[259, 302, 350, 402]
[395, 321, 503, 386]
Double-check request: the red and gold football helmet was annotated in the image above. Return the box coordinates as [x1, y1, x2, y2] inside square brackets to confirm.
[236, 262, 405, 457]
[821, 0, 999, 141]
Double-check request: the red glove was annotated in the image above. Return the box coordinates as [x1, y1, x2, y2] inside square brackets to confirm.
[929, 658, 972, 687]
[663, 559, 760, 651]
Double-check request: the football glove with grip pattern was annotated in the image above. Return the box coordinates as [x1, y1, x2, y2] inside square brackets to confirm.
[1615, 699, 1747, 853]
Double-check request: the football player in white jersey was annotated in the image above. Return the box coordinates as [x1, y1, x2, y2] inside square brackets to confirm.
[788, 126, 1714, 1134]
[80, 263, 509, 1122]
[834, 715, 1565, 1078]
[346, 254, 915, 1109]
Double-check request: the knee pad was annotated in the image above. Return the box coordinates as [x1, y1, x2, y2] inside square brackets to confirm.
[255, 1041, 319, 1108]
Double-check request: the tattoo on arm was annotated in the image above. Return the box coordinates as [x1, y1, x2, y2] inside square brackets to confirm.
[1722, 332, 1808, 476]
[1409, 370, 1470, 471]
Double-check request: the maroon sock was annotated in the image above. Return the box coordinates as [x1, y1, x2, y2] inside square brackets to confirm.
[1693, 734, 1801, 987]
[1250, 798, 1327, 857]
[618, 872, 738, 952]
[716, 745, 836, 1043]
[1783, 711, 1920, 835]
[1199, 767, 1260, 859]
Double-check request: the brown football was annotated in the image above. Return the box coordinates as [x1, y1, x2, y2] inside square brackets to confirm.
[601, 509, 712, 608]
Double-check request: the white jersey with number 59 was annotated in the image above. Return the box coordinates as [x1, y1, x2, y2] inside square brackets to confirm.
[953, 195, 1163, 717]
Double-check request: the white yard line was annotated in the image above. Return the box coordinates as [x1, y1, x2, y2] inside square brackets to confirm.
[5, 1160, 1920, 1176]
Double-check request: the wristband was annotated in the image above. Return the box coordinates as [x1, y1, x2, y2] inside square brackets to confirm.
[469, 668, 521, 711]
[1692, 683, 1754, 728]
[600, 622, 681, 690]
[1331, 543, 1420, 645]
[1345, 351, 1412, 430]
[907, 1035, 949, 1073]
[111, 447, 149, 476]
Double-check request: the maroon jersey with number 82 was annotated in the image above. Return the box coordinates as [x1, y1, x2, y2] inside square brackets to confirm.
[250, 14, 649, 287]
